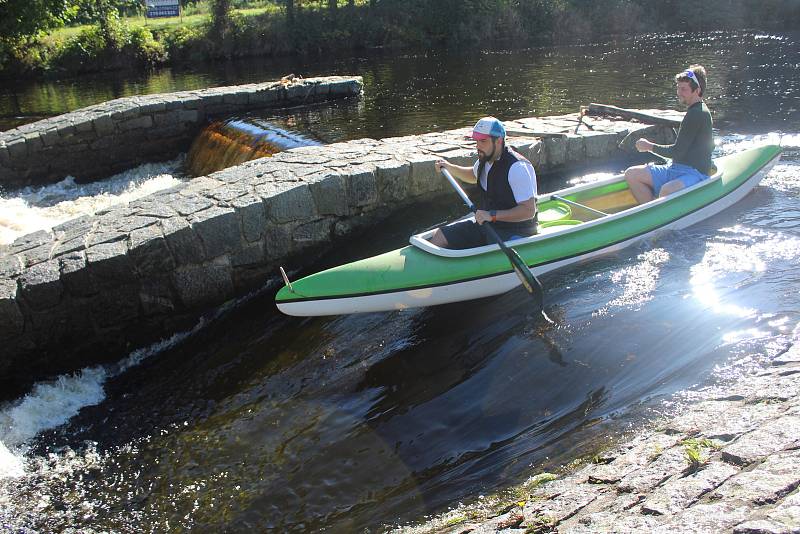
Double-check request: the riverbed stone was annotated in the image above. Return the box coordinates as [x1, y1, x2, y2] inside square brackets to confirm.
[189, 206, 240, 259]
[640, 460, 740, 516]
[618, 445, 687, 494]
[653, 500, 753, 533]
[712, 451, 800, 505]
[721, 415, 800, 466]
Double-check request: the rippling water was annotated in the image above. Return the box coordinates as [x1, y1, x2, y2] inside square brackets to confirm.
[1, 31, 799, 532]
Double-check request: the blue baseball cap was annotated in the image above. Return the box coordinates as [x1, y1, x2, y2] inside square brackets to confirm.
[471, 117, 506, 140]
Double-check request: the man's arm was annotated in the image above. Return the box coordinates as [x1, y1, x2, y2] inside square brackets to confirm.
[635, 108, 701, 160]
[435, 159, 477, 184]
[474, 197, 536, 225]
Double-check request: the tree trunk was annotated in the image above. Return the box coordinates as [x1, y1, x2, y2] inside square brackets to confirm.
[328, 0, 337, 13]
[286, 0, 294, 21]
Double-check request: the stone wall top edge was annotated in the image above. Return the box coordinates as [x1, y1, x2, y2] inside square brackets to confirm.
[0, 76, 363, 138]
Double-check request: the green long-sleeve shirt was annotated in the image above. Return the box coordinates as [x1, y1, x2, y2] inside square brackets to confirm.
[651, 101, 714, 175]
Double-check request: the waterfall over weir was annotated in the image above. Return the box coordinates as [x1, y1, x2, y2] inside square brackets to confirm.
[186, 118, 322, 176]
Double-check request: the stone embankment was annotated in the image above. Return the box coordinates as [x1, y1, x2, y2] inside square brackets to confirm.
[0, 75, 363, 188]
[0, 100, 677, 400]
[409, 341, 800, 534]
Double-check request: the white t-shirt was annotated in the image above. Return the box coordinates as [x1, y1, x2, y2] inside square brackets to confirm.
[472, 159, 537, 203]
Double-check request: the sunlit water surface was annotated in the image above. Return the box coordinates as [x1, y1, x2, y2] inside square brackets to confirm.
[1, 31, 799, 532]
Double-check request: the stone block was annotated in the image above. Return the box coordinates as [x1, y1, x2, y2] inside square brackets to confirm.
[266, 184, 317, 223]
[309, 173, 349, 216]
[6, 137, 27, 161]
[0, 255, 23, 278]
[348, 167, 379, 208]
[544, 137, 567, 168]
[231, 241, 265, 267]
[128, 225, 176, 276]
[189, 206, 241, 259]
[566, 134, 586, 163]
[178, 109, 201, 123]
[161, 217, 205, 266]
[75, 119, 94, 133]
[172, 258, 234, 309]
[264, 224, 293, 261]
[222, 92, 249, 106]
[584, 132, 617, 159]
[231, 195, 268, 243]
[375, 160, 411, 203]
[139, 276, 176, 316]
[86, 240, 136, 284]
[153, 110, 180, 127]
[90, 283, 141, 327]
[23, 132, 43, 152]
[52, 215, 93, 243]
[59, 251, 94, 297]
[118, 115, 153, 131]
[18, 259, 63, 310]
[0, 279, 24, 340]
[10, 230, 51, 254]
[41, 128, 60, 147]
[0, 143, 9, 165]
[171, 194, 215, 217]
[408, 155, 439, 195]
[92, 115, 115, 136]
[293, 218, 333, 248]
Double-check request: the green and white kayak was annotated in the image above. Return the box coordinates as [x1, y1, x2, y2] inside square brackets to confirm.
[276, 144, 781, 316]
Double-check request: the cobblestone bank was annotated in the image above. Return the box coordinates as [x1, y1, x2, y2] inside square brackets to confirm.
[0, 76, 363, 189]
[0, 108, 676, 400]
[408, 340, 800, 534]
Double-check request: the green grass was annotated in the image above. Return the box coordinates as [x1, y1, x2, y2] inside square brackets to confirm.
[49, 6, 279, 41]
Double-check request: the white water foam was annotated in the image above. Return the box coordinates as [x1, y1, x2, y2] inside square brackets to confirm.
[0, 157, 185, 245]
[0, 320, 205, 480]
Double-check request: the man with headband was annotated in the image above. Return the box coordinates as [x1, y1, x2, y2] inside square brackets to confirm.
[624, 65, 714, 203]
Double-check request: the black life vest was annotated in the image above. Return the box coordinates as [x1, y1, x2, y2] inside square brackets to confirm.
[477, 146, 538, 234]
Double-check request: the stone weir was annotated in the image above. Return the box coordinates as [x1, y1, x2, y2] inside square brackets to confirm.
[0, 106, 680, 400]
[0, 75, 364, 189]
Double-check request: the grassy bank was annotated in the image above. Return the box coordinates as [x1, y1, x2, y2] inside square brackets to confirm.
[2, 0, 799, 80]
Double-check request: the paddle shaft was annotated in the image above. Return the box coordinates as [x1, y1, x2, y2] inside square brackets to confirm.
[550, 194, 608, 217]
[440, 167, 545, 312]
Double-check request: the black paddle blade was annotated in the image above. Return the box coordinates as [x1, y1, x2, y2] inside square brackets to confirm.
[506, 248, 543, 308]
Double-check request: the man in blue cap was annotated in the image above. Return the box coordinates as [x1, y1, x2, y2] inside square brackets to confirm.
[431, 117, 539, 249]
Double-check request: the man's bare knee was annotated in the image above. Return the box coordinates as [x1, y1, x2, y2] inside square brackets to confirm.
[658, 180, 685, 197]
[429, 229, 449, 248]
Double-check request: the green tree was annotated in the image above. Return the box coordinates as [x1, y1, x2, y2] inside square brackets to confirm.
[0, 0, 79, 44]
[210, 0, 233, 40]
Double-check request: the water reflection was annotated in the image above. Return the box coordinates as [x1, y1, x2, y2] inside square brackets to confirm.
[2, 31, 798, 134]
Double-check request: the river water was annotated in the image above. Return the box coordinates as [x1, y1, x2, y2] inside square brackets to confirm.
[1, 31, 799, 532]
